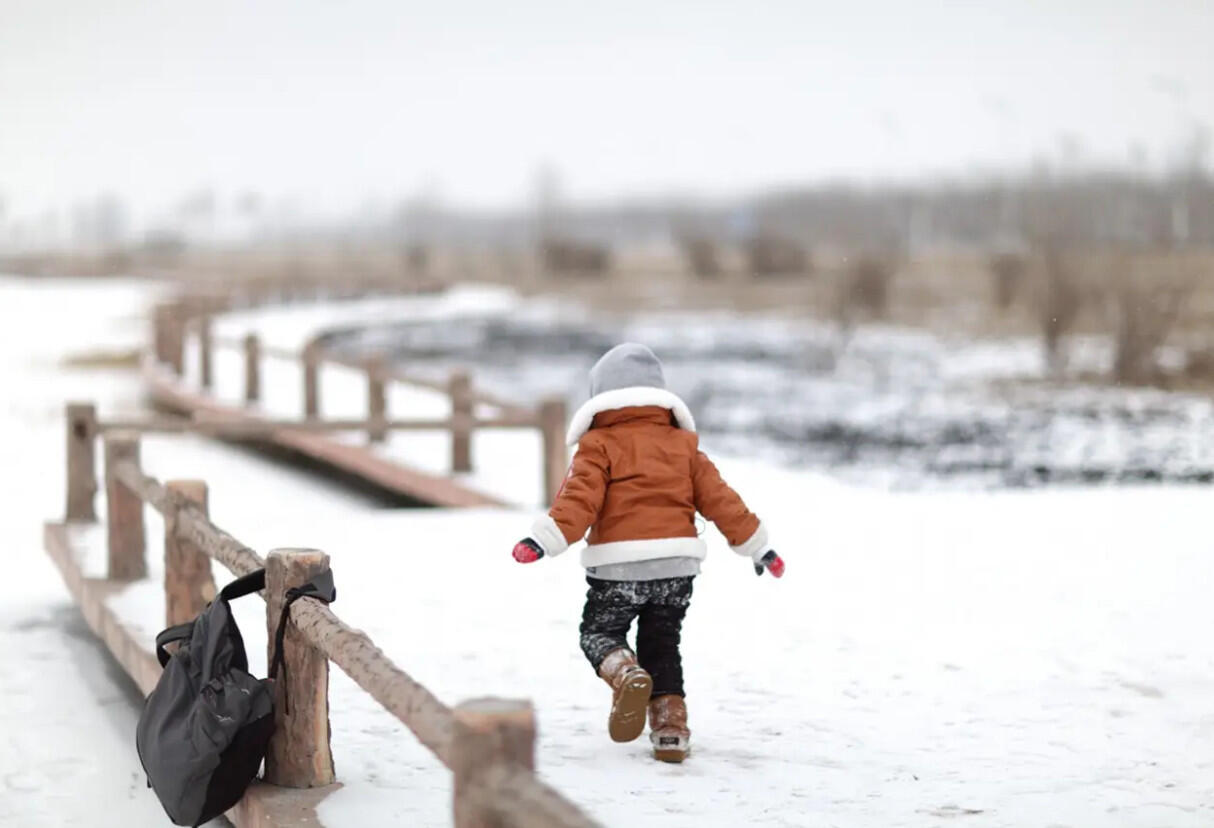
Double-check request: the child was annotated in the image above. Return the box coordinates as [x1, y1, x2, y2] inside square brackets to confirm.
[511, 343, 784, 763]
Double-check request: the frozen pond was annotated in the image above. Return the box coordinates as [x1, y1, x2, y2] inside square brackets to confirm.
[322, 307, 1214, 490]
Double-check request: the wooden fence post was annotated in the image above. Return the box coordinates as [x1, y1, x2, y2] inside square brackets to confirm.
[303, 340, 321, 419]
[105, 432, 146, 581]
[152, 304, 168, 365]
[65, 402, 98, 522]
[452, 698, 537, 828]
[540, 397, 568, 505]
[265, 548, 336, 788]
[450, 370, 473, 473]
[198, 315, 214, 390]
[162, 304, 185, 375]
[244, 333, 261, 404]
[164, 480, 216, 627]
[367, 356, 388, 443]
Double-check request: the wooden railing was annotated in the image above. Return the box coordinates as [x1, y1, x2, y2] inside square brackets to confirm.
[62, 406, 597, 827]
[150, 296, 568, 505]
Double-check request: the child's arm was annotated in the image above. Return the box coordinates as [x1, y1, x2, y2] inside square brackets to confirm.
[515, 437, 610, 561]
[692, 450, 784, 576]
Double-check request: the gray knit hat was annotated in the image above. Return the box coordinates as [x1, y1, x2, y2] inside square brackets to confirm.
[589, 343, 666, 397]
[565, 342, 695, 445]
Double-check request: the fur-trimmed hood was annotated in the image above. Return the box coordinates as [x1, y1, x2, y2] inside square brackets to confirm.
[566, 386, 696, 446]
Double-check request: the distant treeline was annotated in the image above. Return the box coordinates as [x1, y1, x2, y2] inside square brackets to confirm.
[394, 171, 1214, 251]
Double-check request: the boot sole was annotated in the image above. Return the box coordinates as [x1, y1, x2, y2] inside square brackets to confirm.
[653, 748, 688, 763]
[608, 672, 653, 743]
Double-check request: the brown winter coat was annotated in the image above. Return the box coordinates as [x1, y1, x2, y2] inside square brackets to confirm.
[530, 405, 765, 567]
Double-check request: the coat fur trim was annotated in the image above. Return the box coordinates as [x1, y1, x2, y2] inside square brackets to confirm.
[566, 386, 697, 446]
[581, 536, 708, 568]
[529, 514, 570, 557]
[729, 520, 770, 561]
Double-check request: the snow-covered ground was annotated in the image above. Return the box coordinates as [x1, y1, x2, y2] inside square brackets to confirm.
[0, 277, 178, 826]
[5, 277, 1214, 827]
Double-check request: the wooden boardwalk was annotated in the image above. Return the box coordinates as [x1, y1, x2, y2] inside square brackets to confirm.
[144, 365, 511, 508]
[144, 288, 568, 509]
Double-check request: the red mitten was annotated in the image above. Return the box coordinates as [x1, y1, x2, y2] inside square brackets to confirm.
[754, 550, 785, 578]
[512, 538, 544, 564]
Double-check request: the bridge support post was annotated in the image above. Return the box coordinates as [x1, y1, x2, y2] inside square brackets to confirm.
[540, 397, 568, 505]
[450, 370, 473, 473]
[367, 356, 388, 443]
[198, 315, 214, 390]
[244, 333, 261, 405]
[303, 340, 322, 419]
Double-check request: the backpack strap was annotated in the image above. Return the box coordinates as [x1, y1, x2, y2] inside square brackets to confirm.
[268, 569, 337, 713]
[220, 568, 266, 602]
[154, 621, 195, 668]
[154, 570, 265, 669]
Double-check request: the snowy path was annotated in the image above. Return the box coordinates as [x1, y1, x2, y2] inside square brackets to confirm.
[5, 277, 1214, 826]
[0, 278, 177, 826]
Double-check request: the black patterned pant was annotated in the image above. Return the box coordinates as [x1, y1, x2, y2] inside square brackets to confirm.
[579, 576, 694, 697]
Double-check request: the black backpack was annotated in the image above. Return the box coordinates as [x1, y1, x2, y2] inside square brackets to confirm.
[136, 568, 335, 827]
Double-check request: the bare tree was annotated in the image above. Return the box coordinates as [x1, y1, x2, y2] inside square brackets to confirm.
[1038, 243, 1082, 377]
[401, 243, 428, 275]
[745, 236, 810, 277]
[989, 251, 1027, 311]
[839, 253, 897, 319]
[1107, 252, 1192, 385]
[680, 236, 721, 278]
[539, 238, 611, 276]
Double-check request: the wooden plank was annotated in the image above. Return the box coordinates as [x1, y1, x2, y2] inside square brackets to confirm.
[143, 362, 507, 508]
[274, 428, 504, 508]
[43, 522, 161, 695]
[41, 522, 338, 828]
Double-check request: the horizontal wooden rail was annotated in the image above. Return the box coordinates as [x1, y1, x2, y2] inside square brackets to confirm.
[284, 593, 457, 767]
[320, 351, 534, 417]
[103, 416, 451, 435]
[208, 330, 536, 421]
[112, 457, 176, 514]
[472, 765, 599, 828]
[212, 334, 299, 362]
[98, 415, 545, 436]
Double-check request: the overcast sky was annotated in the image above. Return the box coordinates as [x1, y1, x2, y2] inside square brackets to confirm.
[1, 0, 1211, 219]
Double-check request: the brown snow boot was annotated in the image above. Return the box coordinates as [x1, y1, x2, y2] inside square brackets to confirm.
[648, 694, 691, 763]
[597, 648, 653, 742]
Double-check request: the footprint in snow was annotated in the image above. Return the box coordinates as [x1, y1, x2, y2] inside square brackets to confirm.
[5, 772, 41, 792]
[1116, 679, 1164, 698]
[919, 805, 985, 818]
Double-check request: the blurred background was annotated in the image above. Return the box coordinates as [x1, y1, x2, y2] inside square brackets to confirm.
[3, 0, 1213, 489]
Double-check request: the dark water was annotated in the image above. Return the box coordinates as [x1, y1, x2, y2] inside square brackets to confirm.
[323, 312, 1214, 490]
